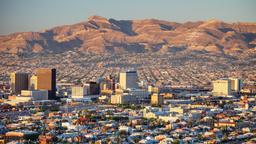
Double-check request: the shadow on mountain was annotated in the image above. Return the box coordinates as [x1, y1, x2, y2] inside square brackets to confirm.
[168, 46, 186, 53]
[29, 31, 83, 53]
[159, 24, 173, 31]
[219, 28, 235, 33]
[242, 33, 256, 47]
[109, 19, 137, 36]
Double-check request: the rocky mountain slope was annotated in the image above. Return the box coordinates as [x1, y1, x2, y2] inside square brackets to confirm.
[0, 16, 256, 55]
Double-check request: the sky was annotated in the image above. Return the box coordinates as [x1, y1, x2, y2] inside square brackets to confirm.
[0, 0, 255, 35]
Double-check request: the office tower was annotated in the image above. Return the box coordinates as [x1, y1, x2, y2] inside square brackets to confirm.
[10, 73, 29, 94]
[100, 75, 116, 93]
[29, 75, 38, 90]
[36, 68, 56, 100]
[212, 79, 231, 96]
[229, 78, 242, 92]
[71, 85, 88, 99]
[119, 71, 139, 90]
[85, 82, 100, 95]
[151, 93, 164, 106]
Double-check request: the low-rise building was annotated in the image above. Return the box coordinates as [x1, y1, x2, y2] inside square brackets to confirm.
[214, 120, 236, 127]
[169, 106, 185, 114]
[20, 90, 48, 100]
[151, 93, 164, 106]
[111, 93, 137, 104]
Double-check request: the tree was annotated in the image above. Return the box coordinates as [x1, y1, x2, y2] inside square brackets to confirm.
[172, 140, 180, 144]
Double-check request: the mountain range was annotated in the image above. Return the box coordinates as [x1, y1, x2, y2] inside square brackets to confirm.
[0, 15, 256, 55]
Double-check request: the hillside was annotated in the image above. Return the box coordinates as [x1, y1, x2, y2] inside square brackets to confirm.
[0, 16, 256, 55]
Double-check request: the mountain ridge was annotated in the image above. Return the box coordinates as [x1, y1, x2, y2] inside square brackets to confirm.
[0, 15, 256, 55]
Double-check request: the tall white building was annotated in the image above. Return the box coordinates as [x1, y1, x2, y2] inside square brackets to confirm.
[119, 71, 139, 89]
[71, 85, 88, 99]
[212, 79, 231, 96]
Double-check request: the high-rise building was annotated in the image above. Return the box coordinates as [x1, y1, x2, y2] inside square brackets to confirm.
[105, 75, 116, 91]
[119, 71, 139, 90]
[229, 78, 242, 93]
[10, 73, 29, 94]
[71, 85, 88, 99]
[151, 93, 164, 106]
[212, 79, 231, 96]
[35, 68, 56, 100]
[85, 82, 100, 95]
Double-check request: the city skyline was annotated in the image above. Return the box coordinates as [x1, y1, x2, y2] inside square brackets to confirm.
[0, 0, 256, 35]
[1, 67, 255, 143]
[0, 1, 256, 143]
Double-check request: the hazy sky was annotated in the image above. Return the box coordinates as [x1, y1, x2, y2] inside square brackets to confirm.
[0, 0, 255, 35]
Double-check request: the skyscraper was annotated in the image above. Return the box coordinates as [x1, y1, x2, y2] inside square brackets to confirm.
[86, 81, 100, 95]
[10, 73, 29, 94]
[35, 68, 56, 100]
[119, 71, 139, 89]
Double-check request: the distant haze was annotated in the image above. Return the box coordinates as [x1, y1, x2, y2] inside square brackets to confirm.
[0, 0, 255, 35]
